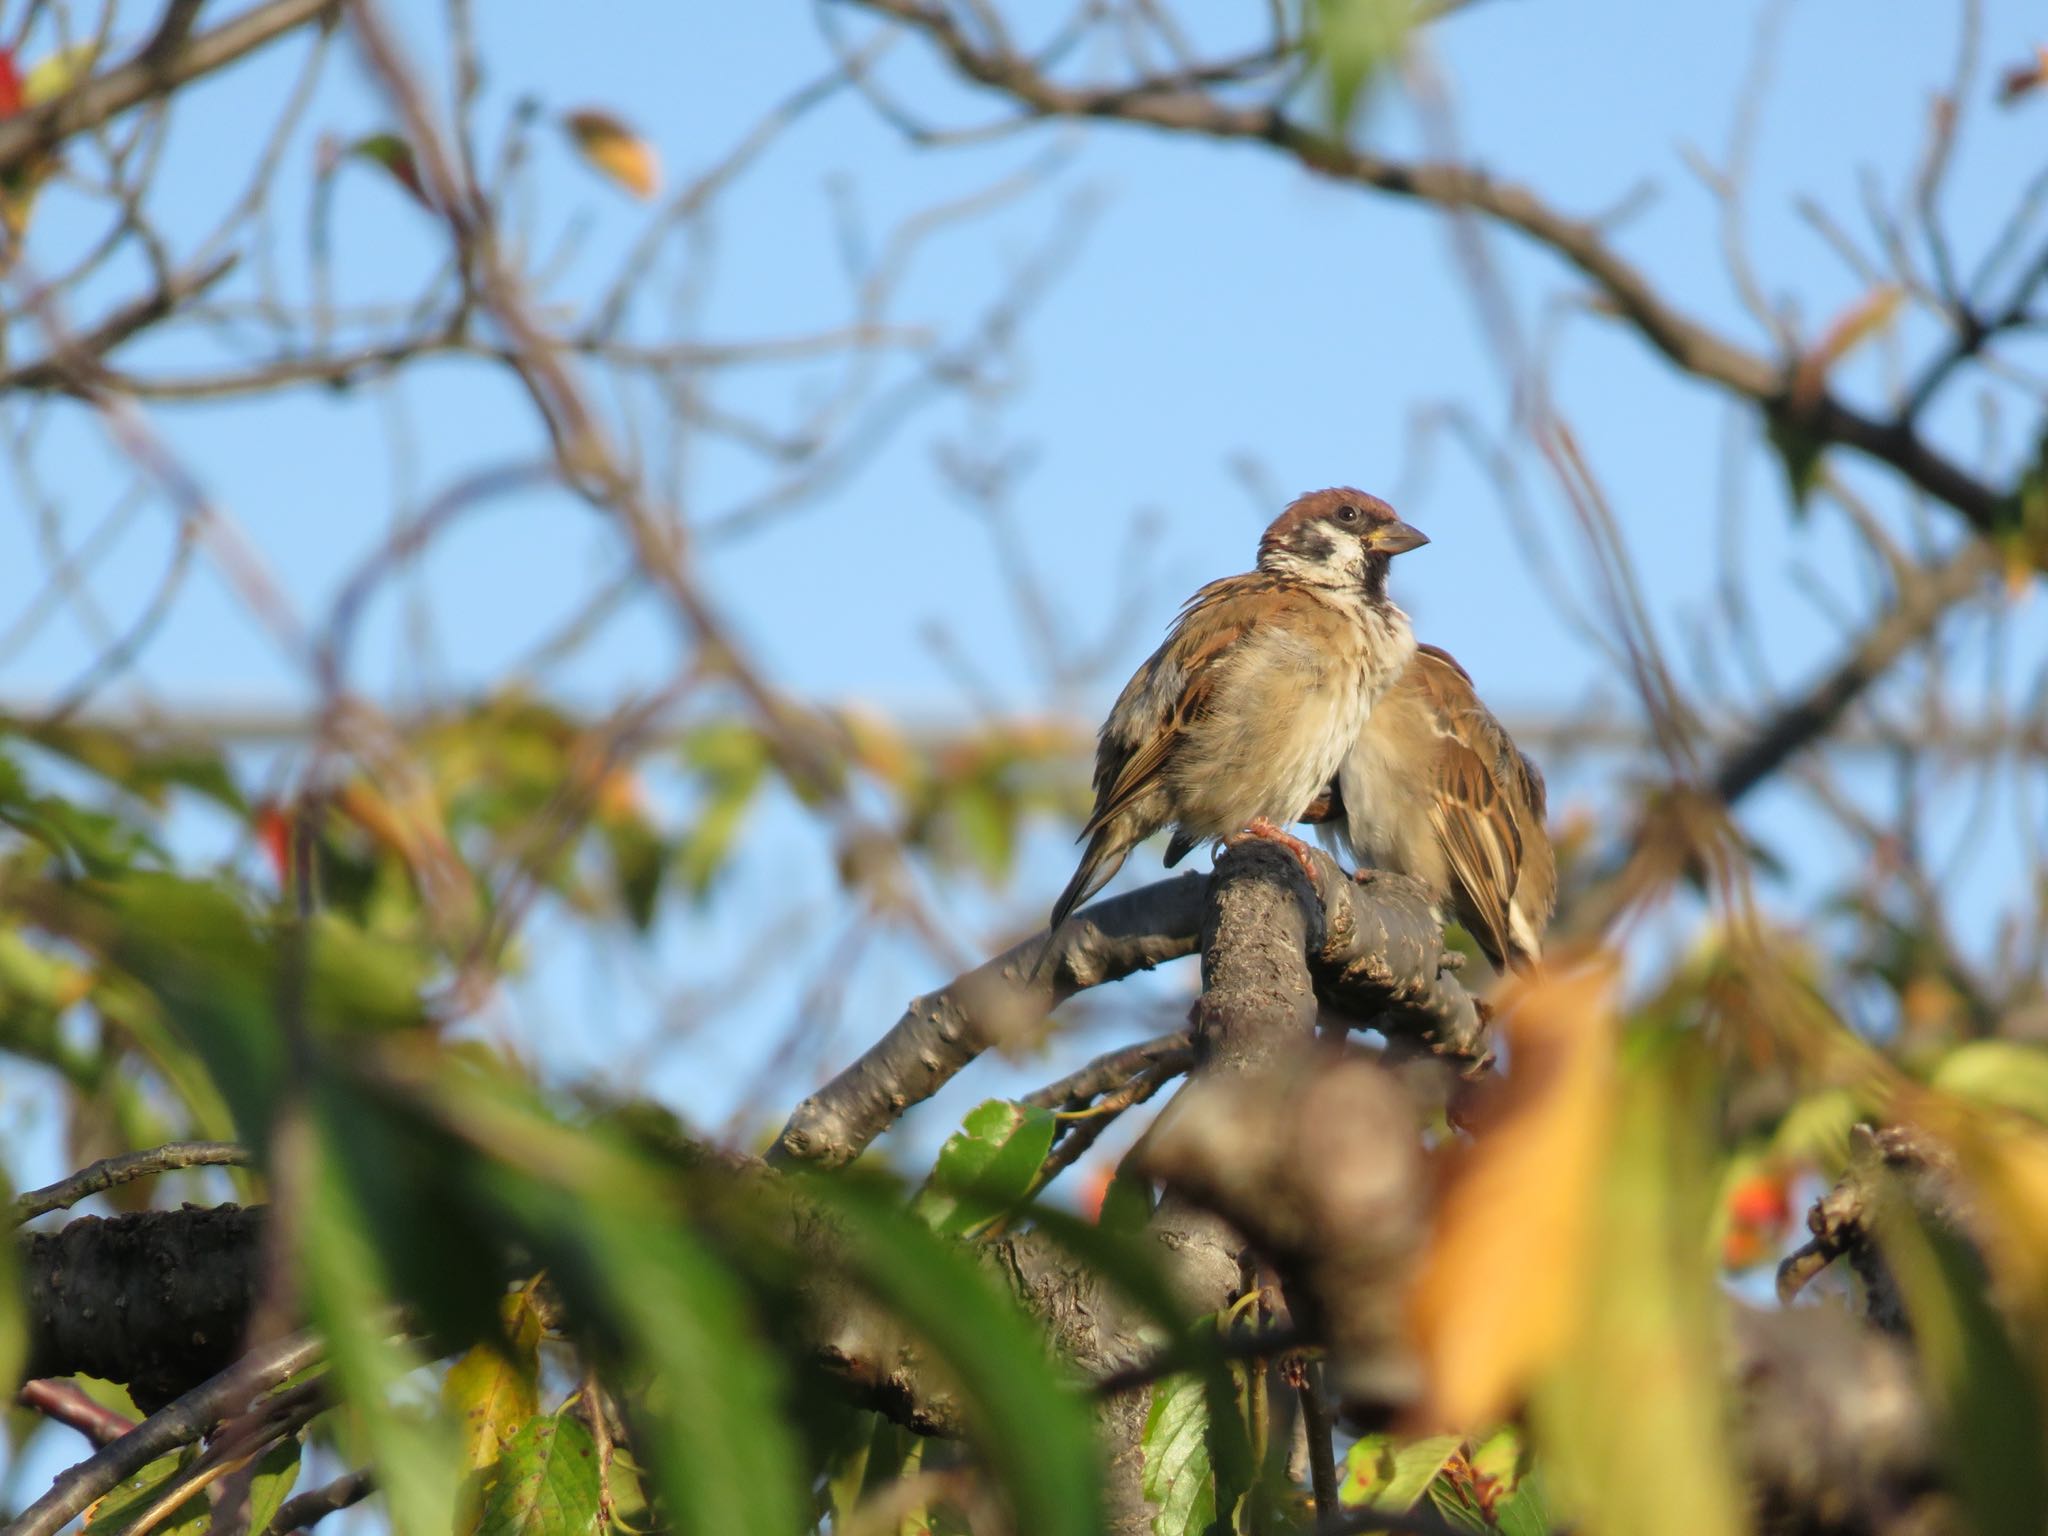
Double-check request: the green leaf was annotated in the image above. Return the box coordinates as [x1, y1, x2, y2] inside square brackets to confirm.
[97, 873, 285, 1137]
[474, 1412, 603, 1536]
[243, 1435, 305, 1536]
[1883, 1201, 2048, 1536]
[6, 718, 243, 812]
[447, 1084, 805, 1536]
[1141, 1373, 1216, 1536]
[348, 132, 430, 206]
[1766, 1085, 1866, 1171]
[1310, 0, 1410, 131]
[1019, 1206, 1255, 1513]
[1474, 1474, 1556, 1536]
[825, 1414, 929, 1533]
[1338, 1433, 1462, 1513]
[950, 779, 1015, 882]
[84, 1450, 208, 1535]
[801, 1172, 1103, 1536]
[602, 818, 666, 931]
[912, 1098, 1056, 1238]
[1096, 1159, 1155, 1236]
[0, 750, 156, 874]
[675, 752, 764, 900]
[1932, 1042, 2048, 1125]
[1766, 412, 1826, 512]
[824, 1412, 918, 1528]
[302, 1117, 464, 1536]
[1464, 1423, 1525, 1487]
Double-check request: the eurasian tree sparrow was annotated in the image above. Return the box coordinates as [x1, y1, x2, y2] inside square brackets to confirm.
[1038, 489, 1428, 964]
[1317, 643, 1556, 973]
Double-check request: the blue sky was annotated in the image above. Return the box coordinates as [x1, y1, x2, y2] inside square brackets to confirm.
[2, 0, 2045, 1207]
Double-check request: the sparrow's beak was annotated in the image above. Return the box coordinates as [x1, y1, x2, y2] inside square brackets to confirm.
[1371, 519, 1429, 555]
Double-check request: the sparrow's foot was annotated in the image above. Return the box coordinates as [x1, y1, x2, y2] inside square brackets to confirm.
[1223, 816, 1322, 886]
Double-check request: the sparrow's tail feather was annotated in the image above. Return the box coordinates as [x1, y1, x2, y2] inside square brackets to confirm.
[1030, 828, 1130, 980]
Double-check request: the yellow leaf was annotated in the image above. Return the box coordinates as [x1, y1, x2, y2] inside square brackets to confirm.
[443, 1280, 545, 1475]
[1534, 1033, 1746, 1536]
[562, 109, 660, 200]
[1914, 1096, 2048, 1333]
[1405, 955, 1619, 1430]
[23, 44, 97, 105]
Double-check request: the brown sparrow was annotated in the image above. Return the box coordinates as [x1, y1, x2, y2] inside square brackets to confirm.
[1039, 489, 1428, 964]
[1315, 643, 1555, 973]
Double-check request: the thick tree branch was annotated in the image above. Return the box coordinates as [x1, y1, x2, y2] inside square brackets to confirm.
[21, 1204, 264, 1408]
[771, 873, 1207, 1167]
[771, 853, 1479, 1169]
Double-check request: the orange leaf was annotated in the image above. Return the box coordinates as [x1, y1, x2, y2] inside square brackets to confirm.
[562, 108, 660, 200]
[255, 802, 293, 885]
[1405, 956, 1620, 1432]
[1790, 285, 1904, 408]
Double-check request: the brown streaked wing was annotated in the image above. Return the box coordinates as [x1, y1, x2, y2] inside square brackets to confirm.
[1080, 577, 1284, 840]
[1428, 739, 1524, 965]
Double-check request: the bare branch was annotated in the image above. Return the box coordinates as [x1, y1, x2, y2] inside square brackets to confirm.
[0, 0, 340, 178]
[12, 1140, 251, 1225]
[15, 1379, 137, 1448]
[265, 1470, 375, 1535]
[9, 1332, 321, 1536]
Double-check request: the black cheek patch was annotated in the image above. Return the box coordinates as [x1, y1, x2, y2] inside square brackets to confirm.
[1293, 531, 1336, 565]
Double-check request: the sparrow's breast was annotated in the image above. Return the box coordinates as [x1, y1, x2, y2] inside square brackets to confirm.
[1170, 596, 1414, 835]
[1334, 685, 1446, 894]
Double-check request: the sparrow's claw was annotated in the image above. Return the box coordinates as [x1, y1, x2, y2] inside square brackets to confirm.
[1223, 816, 1322, 887]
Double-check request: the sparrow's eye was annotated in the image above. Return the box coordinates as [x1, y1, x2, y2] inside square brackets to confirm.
[1335, 504, 1360, 524]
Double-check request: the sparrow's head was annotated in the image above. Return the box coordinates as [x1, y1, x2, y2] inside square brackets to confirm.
[1256, 488, 1428, 598]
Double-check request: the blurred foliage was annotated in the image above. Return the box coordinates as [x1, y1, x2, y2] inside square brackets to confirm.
[7, 663, 2048, 1534]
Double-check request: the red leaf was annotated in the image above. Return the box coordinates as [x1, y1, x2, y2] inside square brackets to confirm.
[0, 49, 23, 118]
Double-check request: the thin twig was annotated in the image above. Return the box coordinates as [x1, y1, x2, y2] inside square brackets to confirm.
[1297, 1364, 1340, 1525]
[8, 1334, 322, 1536]
[15, 1379, 137, 1447]
[12, 1141, 250, 1225]
[265, 1469, 374, 1534]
